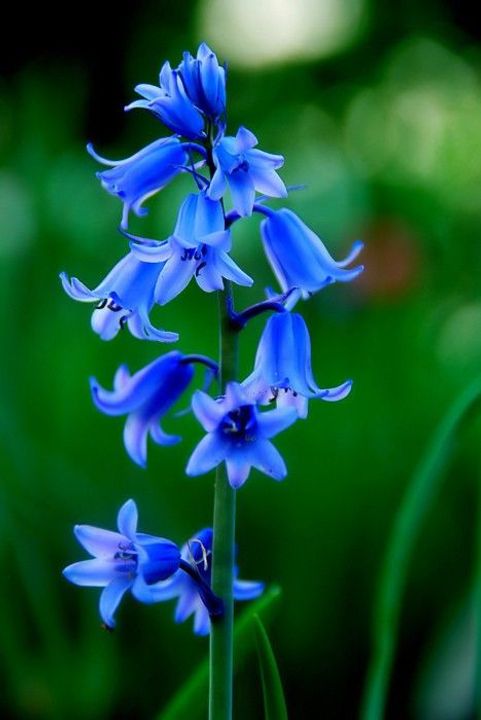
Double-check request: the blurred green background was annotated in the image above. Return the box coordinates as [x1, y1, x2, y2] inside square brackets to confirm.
[1, 0, 481, 718]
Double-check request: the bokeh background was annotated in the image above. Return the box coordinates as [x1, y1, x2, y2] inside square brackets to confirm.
[1, 0, 481, 718]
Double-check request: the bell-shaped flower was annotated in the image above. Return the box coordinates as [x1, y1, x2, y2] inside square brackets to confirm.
[207, 126, 287, 217]
[60, 251, 178, 343]
[87, 137, 187, 229]
[130, 193, 253, 305]
[242, 312, 352, 418]
[63, 499, 181, 629]
[260, 207, 364, 298]
[126, 62, 205, 140]
[178, 43, 226, 119]
[144, 528, 263, 635]
[90, 351, 216, 468]
[186, 382, 297, 489]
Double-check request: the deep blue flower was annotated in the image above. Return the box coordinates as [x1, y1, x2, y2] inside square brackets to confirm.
[126, 62, 205, 140]
[63, 499, 181, 629]
[60, 252, 178, 343]
[242, 312, 352, 418]
[186, 382, 297, 488]
[90, 351, 215, 467]
[130, 192, 253, 305]
[87, 138, 187, 229]
[260, 208, 364, 298]
[178, 43, 226, 119]
[207, 127, 287, 216]
[143, 528, 263, 635]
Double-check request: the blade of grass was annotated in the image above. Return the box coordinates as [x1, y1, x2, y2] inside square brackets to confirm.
[254, 614, 288, 720]
[157, 585, 282, 720]
[361, 377, 481, 720]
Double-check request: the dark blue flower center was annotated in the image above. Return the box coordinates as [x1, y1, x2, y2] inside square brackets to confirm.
[114, 542, 137, 570]
[220, 404, 256, 442]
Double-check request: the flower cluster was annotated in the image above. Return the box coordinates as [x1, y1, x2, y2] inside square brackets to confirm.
[62, 43, 363, 632]
[64, 500, 258, 631]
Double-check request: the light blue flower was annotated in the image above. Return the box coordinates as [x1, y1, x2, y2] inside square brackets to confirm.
[130, 192, 253, 305]
[60, 252, 178, 343]
[90, 352, 215, 468]
[126, 62, 205, 140]
[260, 207, 364, 298]
[242, 312, 352, 418]
[186, 382, 297, 488]
[141, 528, 264, 635]
[87, 137, 187, 229]
[63, 499, 181, 629]
[178, 43, 226, 119]
[207, 127, 287, 216]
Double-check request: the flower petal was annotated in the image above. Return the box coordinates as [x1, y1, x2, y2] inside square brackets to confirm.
[256, 406, 297, 439]
[154, 253, 195, 306]
[186, 433, 228, 476]
[248, 439, 287, 480]
[225, 457, 251, 489]
[63, 558, 117, 587]
[191, 390, 225, 431]
[123, 413, 149, 468]
[116, 499, 138, 540]
[228, 169, 256, 217]
[193, 605, 211, 636]
[73, 525, 124, 557]
[132, 573, 183, 603]
[150, 423, 181, 446]
[99, 576, 132, 628]
[233, 580, 265, 600]
[175, 587, 198, 622]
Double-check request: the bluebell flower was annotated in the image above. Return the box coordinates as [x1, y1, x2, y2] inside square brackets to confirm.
[186, 382, 297, 488]
[90, 351, 216, 467]
[130, 192, 253, 305]
[126, 62, 205, 140]
[178, 43, 226, 119]
[207, 127, 287, 216]
[242, 312, 352, 418]
[63, 499, 181, 629]
[260, 208, 364, 298]
[60, 252, 178, 343]
[144, 528, 263, 635]
[87, 138, 187, 229]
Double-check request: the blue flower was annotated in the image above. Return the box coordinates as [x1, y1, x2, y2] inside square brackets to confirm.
[87, 138, 187, 229]
[60, 252, 178, 343]
[126, 62, 205, 140]
[140, 528, 264, 635]
[90, 351, 215, 467]
[178, 43, 226, 119]
[63, 499, 181, 629]
[130, 193, 253, 305]
[186, 382, 297, 488]
[207, 127, 287, 216]
[260, 208, 364, 298]
[242, 312, 352, 418]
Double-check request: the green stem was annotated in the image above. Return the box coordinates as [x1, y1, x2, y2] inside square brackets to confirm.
[209, 281, 238, 720]
[361, 378, 481, 720]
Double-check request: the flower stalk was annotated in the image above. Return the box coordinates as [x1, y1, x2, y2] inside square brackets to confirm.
[209, 283, 238, 720]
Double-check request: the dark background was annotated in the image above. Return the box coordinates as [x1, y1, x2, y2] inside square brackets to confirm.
[1, 0, 481, 717]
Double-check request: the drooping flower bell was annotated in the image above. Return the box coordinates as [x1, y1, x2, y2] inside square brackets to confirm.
[63, 499, 181, 629]
[126, 62, 205, 140]
[178, 43, 226, 120]
[242, 312, 352, 418]
[90, 351, 216, 467]
[144, 528, 263, 635]
[60, 252, 178, 343]
[130, 192, 253, 305]
[186, 382, 297, 488]
[207, 126, 287, 217]
[260, 207, 364, 298]
[87, 138, 187, 229]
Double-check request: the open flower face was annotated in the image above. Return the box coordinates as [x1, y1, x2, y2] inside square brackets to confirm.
[187, 382, 297, 488]
[63, 500, 181, 628]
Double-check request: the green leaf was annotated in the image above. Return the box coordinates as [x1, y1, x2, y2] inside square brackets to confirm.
[361, 377, 481, 720]
[254, 614, 288, 720]
[157, 585, 282, 720]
